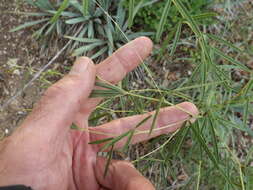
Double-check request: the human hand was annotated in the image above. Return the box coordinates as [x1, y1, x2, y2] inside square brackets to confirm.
[0, 37, 198, 190]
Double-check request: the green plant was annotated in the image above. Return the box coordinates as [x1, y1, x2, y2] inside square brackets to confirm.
[10, 0, 253, 189]
[12, 0, 70, 38]
[84, 0, 253, 189]
[128, 0, 213, 40]
[11, 0, 152, 60]
[65, 0, 152, 59]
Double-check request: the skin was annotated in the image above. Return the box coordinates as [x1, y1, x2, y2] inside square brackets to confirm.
[0, 37, 198, 190]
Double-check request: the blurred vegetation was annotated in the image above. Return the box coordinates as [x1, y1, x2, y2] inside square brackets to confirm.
[129, 0, 213, 35]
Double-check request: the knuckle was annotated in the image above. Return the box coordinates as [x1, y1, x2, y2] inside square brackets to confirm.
[126, 177, 145, 189]
[77, 56, 93, 64]
[44, 83, 67, 100]
[44, 75, 80, 100]
[114, 50, 135, 72]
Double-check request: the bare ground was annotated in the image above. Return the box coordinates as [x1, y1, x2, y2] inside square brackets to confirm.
[0, 0, 66, 138]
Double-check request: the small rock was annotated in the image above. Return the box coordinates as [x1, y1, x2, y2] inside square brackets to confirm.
[6, 58, 19, 68]
[17, 111, 24, 115]
[5, 128, 9, 135]
[13, 69, 21, 76]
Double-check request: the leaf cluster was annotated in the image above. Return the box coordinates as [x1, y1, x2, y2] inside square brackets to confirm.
[12, 0, 152, 60]
[126, 0, 213, 39]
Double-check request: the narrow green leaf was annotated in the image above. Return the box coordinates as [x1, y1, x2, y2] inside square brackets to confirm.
[72, 42, 105, 56]
[89, 137, 114, 145]
[192, 12, 218, 21]
[45, 22, 56, 36]
[133, 0, 157, 18]
[65, 17, 89, 24]
[149, 97, 163, 135]
[156, 0, 172, 42]
[46, 10, 79, 17]
[122, 130, 135, 152]
[243, 98, 250, 127]
[56, 20, 62, 35]
[99, 116, 152, 152]
[193, 123, 215, 163]
[191, 123, 231, 184]
[172, 0, 201, 37]
[127, 32, 154, 40]
[170, 21, 182, 56]
[89, 113, 110, 123]
[91, 47, 108, 59]
[207, 34, 243, 53]
[90, 90, 120, 98]
[69, 0, 83, 13]
[100, 131, 131, 152]
[217, 115, 253, 138]
[245, 146, 253, 165]
[60, 11, 80, 17]
[211, 46, 251, 72]
[70, 26, 88, 50]
[26, 0, 53, 10]
[133, 0, 145, 18]
[156, 26, 177, 61]
[10, 18, 49, 32]
[105, 26, 114, 54]
[104, 145, 114, 178]
[218, 65, 243, 70]
[132, 0, 158, 19]
[88, 20, 94, 38]
[128, 0, 135, 28]
[208, 115, 219, 161]
[70, 123, 78, 129]
[135, 115, 152, 129]
[173, 124, 189, 156]
[116, 0, 125, 27]
[196, 161, 202, 190]
[65, 36, 102, 43]
[122, 115, 152, 152]
[95, 82, 126, 95]
[241, 79, 253, 96]
[33, 21, 50, 38]
[15, 12, 50, 16]
[50, 0, 69, 23]
[82, 0, 89, 16]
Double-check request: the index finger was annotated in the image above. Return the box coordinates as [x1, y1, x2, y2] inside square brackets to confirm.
[79, 37, 153, 114]
[96, 36, 153, 83]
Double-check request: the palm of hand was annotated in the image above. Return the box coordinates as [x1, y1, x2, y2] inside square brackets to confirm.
[0, 38, 198, 190]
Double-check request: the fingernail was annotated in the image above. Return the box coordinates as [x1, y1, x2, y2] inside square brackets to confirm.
[69, 57, 91, 75]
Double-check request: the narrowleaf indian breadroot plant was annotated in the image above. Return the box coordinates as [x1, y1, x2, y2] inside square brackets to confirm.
[87, 0, 252, 189]
[11, 0, 253, 189]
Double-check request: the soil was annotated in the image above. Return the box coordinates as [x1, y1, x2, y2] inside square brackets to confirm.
[0, 0, 56, 138]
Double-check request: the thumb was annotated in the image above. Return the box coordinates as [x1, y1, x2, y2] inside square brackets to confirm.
[95, 157, 155, 190]
[17, 57, 96, 140]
